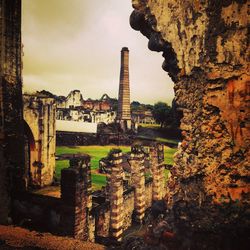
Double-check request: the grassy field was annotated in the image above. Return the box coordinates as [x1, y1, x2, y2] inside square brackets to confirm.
[56, 145, 176, 190]
[136, 125, 181, 146]
[138, 123, 161, 128]
[56, 146, 130, 190]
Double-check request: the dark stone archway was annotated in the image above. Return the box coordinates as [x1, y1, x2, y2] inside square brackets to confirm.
[23, 120, 36, 188]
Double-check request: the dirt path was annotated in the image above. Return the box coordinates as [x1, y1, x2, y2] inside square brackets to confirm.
[0, 225, 105, 250]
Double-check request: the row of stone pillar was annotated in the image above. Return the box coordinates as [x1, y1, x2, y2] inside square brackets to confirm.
[60, 144, 166, 242]
[107, 144, 166, 241]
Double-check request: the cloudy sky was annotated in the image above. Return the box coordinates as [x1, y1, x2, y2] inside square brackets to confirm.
[22, 0, 174, 105]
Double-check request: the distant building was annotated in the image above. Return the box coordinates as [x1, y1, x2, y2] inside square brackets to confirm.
[91, 111, 116, 124]
[132, 110, 156, 124]
[56, 105, 116, 126]
[82, 94, 113, 111]
[56, 90, 83, 108]
[55, 91, 117, 127]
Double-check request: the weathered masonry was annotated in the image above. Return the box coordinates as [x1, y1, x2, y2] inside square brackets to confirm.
[23, 93, 56, 188]
[130, 0, 249, 241]
[12, 144, 166, 242]
[0, 0, 24, 224]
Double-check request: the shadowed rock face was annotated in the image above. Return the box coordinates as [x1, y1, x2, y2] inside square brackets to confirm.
[0, 0, 24, 224]
[130, 0, 249, 241]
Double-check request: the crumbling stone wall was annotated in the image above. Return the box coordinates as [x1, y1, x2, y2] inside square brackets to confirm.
[123, 190, 135, 231]
[61, 155, 92, 240]
[10, 145, 165, 244]
[94, 203, 110, 239]
[0, 0, 24, 224]
[23, 94, 56, 187]
[130, 0, 249, 237]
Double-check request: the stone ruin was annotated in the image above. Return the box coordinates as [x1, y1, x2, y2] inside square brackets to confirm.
[23, 93, 56, 188]
[0, 0, 249, 248]
[130, 0, 249, 246]
[11, 144, 166, 244]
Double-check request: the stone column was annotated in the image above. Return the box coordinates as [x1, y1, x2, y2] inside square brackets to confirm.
[106, 149, 124, 241]
[130, 145, 146, 223]
[61, 155, 92, 240]
[149, 144, 165, 201]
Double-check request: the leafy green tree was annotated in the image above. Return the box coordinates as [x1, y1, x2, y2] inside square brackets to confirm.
[152, 102, 172, 127]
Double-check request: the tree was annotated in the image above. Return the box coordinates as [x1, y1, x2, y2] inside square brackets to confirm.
[152, 102, 172, 127]
[131, 101, 141, 112]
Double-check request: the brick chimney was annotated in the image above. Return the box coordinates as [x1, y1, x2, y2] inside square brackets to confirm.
[117, 47, 131, 130]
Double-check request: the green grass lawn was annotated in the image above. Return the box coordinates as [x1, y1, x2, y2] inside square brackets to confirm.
[56, 145, 131, 170]
[56, 145, 176, 190]
[138, 123, 161, 128]
[56, 145, 130, 190]
[91, 174, 107, 191]
[164, 147, 176, 165]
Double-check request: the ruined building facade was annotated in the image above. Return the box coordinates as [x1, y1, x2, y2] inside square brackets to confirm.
[56, 90, 83, 109]
[23, 93, 56, 187]
[117, 47, 132, 130]
[130, 0, 249, 238]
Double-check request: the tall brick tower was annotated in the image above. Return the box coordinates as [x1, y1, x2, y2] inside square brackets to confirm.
[117, 47, 131, 130]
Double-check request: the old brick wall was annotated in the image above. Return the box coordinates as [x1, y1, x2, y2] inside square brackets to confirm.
[131, 0, 249, 236]
[123, 190, 135, 231]
[144, 179, 153, 208]
[94, 203, 111, 239]
[23, 94, 56, 187]
[0, 0, 24, 224]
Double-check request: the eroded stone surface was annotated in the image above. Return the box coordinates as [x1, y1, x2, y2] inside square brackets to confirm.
[130, 0, 250, 239]
[23, 93, 56, 187]
[0, 0, 24, 224]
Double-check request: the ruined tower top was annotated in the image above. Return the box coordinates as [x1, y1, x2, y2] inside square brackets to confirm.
[117, 47, 131, 130]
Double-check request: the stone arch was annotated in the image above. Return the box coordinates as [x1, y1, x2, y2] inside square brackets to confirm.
[23, 120, 36, 188]
[24, 119, 35, 151]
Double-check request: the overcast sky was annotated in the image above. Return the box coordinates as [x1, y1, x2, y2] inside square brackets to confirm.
[22, 0, 174, 105]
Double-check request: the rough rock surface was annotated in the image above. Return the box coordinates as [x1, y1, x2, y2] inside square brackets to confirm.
[0, 0, 24, 224]
[130, 0, 249, 244]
